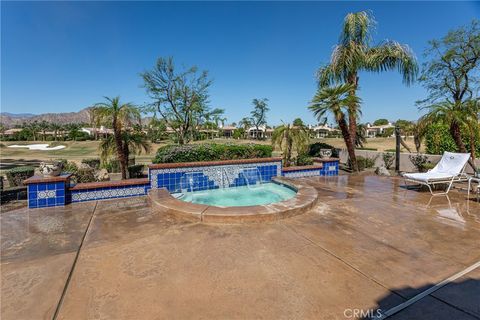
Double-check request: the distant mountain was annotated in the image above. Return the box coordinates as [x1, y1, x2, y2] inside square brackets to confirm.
[0, 108, 92, 127]
[0, 112, 36, 118]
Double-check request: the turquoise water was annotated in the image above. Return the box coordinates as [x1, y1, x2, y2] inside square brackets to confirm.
[178, 183, 296, 207]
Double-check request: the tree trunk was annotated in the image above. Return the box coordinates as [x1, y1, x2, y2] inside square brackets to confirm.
[338, 117, 357, 172]
[123, 139, 130, 179]
[450, 121, 476, 171]
[347, 73, 359, 171]
[400, 137, 412, 153]
[113, 118, 127, 179]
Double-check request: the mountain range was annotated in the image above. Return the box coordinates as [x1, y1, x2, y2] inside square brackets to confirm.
[0, 108, 92, 127]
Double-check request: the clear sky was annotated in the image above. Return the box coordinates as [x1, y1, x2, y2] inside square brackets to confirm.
[2, 1, 479, 125]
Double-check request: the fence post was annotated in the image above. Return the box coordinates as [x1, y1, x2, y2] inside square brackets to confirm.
[395, 126, 401, 172]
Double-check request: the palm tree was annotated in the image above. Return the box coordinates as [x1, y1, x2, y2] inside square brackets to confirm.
[419, 101, 477, 170]
[318, 11, 418, 170]
[50, 123, 62, 141]
[239, 117, 252, 139]
[271, 122, 310, 167]
[309, 84, 361, 170]
[355, 124, 367, 148]
[95, 96, 141, 179]
[99, 131, 151, 169]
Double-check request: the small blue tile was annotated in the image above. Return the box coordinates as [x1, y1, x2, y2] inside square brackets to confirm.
[38, 198, 47, 206]
[29, 192, 37, 200]
[47, 183, 55, 190]
[29, 199, 38, 208]
[28, 185, 37, 192]
[56, 197, 65, 205]
[47, 198, 56, 206]
[38, 183, 47, 191]
[56, 189, 65, 197]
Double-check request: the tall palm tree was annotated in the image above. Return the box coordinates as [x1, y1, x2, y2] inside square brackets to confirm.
[271, 122, 310, 167]
[99, 132, 151, 169]
[419, 101, 477, 170]
[318, 11, 418, 170]
[309, 84, 361, 170]
[95, 96, 141, 179]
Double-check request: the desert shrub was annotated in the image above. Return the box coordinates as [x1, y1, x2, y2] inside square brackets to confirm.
[57, 159, 78, 174]
[349, 156, 366, 171]
[409, 154, 429, 172]
[421, 162, 437, 172]
[75, 167, 96, 183]
[5, 166, 35, 187]
[128, 164, 145, 178]
[308, 142, 339, 158]
[102, 160, 120, 173]
[153, 143, 273, 164]
[295, 154, 314, 166]
[382, 152, 395, 169]
[349, 155, 377, 171]
[81, 158, 101, 170]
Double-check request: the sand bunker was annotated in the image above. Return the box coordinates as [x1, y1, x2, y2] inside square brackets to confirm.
[8, 144, 66, 151]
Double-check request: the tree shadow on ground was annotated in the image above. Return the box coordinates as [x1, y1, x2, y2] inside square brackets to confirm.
[364, 277, 480, 320]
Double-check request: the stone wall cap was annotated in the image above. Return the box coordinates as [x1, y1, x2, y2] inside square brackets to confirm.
[69, 178, 149, 191]
[148, 157, 282, 169]
[24, 173, 72, 185]
[312, 157, 340, 162]
[282, 164, 323, 172]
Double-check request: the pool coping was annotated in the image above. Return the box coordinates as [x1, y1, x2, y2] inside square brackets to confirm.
[148, 177, 318, 223]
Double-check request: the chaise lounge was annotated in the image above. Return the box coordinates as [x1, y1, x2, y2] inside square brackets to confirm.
[402, 151, 471, 196]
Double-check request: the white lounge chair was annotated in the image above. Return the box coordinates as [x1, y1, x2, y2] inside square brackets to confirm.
[402, 152, 470, 196]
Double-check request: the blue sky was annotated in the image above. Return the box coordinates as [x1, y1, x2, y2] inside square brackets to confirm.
[2, 1, 479, 125]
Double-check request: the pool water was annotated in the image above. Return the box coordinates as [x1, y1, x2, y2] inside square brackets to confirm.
[178, 183, 296, 207]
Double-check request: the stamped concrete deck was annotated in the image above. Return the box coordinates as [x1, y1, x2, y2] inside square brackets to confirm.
[1, 175, 479, 319]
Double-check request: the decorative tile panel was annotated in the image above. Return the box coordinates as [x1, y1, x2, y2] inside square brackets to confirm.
[149, 161, 282, 192]
[28, 180, 67, 208]
[70, 184, 149, 203]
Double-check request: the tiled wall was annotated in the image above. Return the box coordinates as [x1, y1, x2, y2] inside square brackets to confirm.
[70, 183, 150, 203]
[149, 161, 282, 193]
[26, 159, 339, 208]
[282, 160, 339, 178]
[28, 181, 67, 208]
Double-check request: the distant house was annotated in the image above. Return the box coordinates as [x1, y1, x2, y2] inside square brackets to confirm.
[81, 126, 114, 137]
[311, 124, 340, 138]
[247, 126, 273, 139]
[220, 125, 237, 138]
[3, 128, 23, 136]
[365, 122, 395, 138]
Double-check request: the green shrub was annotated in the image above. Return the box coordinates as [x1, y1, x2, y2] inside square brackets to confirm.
[153, 143, 273, 164]
[382, 152, 395, 169]
[5, 166, 35, 187]
[409, 154, 429, 172]
[425, 122, 480, 156]
[308, 142, 339, 158]
[295, 154, 314, 166]
[81, 158, 101, 170]
[128, 164, 145, 178]
[349, 155, 377, 171]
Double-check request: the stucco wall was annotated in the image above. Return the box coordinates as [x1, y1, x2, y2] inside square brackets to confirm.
[338, 149, 479, 174]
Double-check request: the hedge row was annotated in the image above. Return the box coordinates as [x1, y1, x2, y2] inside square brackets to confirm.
[5, 166, 35, 187]
[153, 143, 273, 164]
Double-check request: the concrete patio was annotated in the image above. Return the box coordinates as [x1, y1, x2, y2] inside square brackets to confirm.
[1, 175, 479, 319]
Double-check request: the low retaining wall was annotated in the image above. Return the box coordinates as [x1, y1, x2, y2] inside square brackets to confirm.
[24, 157, 340, 209]
[69, 178, 150, 203]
